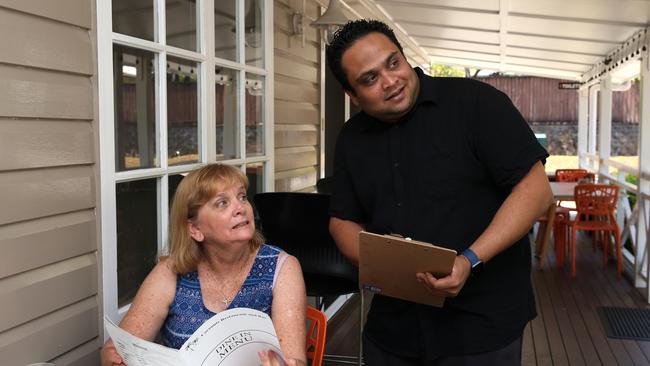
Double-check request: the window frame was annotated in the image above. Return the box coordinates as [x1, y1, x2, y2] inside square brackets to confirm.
[97, 0, 275, 324]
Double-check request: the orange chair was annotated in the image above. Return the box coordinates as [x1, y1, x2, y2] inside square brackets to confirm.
[568, 184, 621, 277]
[555, 169, 590, 183]
[306, 305, 327, 366]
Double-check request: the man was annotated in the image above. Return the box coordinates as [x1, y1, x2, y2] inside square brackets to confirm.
[327, 20, 553, 365]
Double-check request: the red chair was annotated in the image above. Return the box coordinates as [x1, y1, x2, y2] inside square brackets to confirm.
[555, 169, 590, 183]
[568, 184, 621, 277]
[306, 305, 327, 366]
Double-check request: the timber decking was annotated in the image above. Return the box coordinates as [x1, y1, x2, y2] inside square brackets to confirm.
[324, 233, 650, 365]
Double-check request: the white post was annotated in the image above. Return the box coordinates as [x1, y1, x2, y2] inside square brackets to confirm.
[578, 86, 589, 169]
[638, 55, 650, 297]
[588, 85, 599, 171]
[599, 75, 613, 178]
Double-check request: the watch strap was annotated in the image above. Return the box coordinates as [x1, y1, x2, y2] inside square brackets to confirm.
[461, 248, 482, 268]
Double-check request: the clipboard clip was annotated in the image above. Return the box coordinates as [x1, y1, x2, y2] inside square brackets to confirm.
[361, 284, 382, 293]
[387, 233, 412, 240]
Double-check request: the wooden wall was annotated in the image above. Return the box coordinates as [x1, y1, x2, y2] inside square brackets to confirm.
[274, 0, 322, 192]
[0, 1, 100, 364]
[478, 76, 640, 123]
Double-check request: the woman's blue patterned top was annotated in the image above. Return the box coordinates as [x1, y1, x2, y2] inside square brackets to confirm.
[161, 244, 282, 349]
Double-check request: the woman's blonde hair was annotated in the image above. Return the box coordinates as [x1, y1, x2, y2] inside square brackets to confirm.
[167, 164, 264, 274]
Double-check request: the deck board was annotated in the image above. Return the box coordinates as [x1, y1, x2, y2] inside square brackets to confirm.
[323, 232, 650, 365]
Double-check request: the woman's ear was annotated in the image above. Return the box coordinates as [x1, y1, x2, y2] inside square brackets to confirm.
[188, 221, 204, 243]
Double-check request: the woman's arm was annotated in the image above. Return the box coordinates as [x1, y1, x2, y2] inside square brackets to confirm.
[270, 254, 307, 366]
[101, 258, 177, 365]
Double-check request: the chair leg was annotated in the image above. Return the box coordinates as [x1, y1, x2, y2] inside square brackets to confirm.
[358, 290, 364, 366]
[602, 230, 609, 269]
[571, 228, 578, 277]
[615, 229, 622, 276]
[554, 221, 564, 268]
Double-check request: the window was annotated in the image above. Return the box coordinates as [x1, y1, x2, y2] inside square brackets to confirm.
[99, 0, 274, 320]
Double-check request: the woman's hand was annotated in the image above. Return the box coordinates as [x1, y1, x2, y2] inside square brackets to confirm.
[258, 350, 303, 366]
[100, 340, 126, 366]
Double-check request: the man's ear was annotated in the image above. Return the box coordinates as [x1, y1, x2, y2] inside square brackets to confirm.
[345, 89, 359, 106]
[188, 221, 204, 243]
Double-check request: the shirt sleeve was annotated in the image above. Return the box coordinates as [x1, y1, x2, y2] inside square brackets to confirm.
[329, 126, 367, 223]
[473, 83, 549, 189]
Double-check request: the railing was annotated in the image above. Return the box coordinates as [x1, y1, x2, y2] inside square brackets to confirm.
[584, 155, 650, 301]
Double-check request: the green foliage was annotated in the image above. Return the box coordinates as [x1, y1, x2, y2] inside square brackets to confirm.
[429, 63, 466, 77]
[625, 173, 638, 207]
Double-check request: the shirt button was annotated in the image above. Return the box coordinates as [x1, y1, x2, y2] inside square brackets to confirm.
[396, 202, 403, 207]
[393, 162, 399, 168]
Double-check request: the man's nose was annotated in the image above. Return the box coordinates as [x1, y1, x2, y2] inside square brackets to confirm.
[382, 72, 398, 89]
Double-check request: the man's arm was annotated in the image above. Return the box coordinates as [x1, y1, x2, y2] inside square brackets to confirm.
[329, 217, 365, 267]
[417, 161, 553, 297]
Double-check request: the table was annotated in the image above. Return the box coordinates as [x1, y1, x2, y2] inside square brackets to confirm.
[535, 182, 577, 268]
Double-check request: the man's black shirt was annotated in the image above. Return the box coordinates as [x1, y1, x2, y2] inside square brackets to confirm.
[330, 68, 548, 358]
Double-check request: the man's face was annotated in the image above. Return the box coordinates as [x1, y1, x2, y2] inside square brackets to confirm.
[341, 32, 419, 123]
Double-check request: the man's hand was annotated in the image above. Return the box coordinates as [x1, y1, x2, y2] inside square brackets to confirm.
[415, 255, 472, 298]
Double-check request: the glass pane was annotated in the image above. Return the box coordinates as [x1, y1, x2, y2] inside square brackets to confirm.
[216, 68, 239, 160]
[246, 162, 264, 227]
[112, 0, 154, 41]
[168, 173, 186, 210]
[244, 0, 264, 67]
[166, 0, 197, 51]
[116, 179, 158, 307]
[245, 73, 264, 157]
[114, 45, 157, 171]
[246, 162, 264, 200]
[215, 1, 237, 61]
[167, 56, 199, 166]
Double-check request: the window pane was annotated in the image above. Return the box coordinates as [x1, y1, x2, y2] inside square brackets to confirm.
[244, 0, 264, 67]
[246, 162, 264, 200]
[114, 45, 158, 171]
[245, 73, 264, 157]
[167, 57, 199, 165]
[216, 68, 240, 160]
[215, 1, 237, 61]
[116, 179, 158, 307]
[168, 173, 185, 210]
[166, 0, 197, 51]
[112, 0, 154, 41]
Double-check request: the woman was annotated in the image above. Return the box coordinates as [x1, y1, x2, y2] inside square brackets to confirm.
[101, 164, 307, 366]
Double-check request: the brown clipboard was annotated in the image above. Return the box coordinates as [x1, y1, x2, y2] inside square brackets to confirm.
[358, 231, 457, 307]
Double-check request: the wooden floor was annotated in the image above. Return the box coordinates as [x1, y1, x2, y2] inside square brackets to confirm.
[324, 233, 650, 365]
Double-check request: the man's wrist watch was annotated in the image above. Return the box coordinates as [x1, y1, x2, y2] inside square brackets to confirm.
[461, 248, 484, 275]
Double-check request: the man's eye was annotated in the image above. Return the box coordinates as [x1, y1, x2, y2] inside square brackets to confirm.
[388, 58, 399, 69]
[363, 75, 377, 84]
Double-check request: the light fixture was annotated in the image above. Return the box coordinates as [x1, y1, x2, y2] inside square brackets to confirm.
[310, 0, 348, 44]
[244, 1, 262, 48]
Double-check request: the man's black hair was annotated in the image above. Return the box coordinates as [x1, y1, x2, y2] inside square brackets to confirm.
[326, 19, 404, 93]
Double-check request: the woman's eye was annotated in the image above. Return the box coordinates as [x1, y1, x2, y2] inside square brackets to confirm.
[239, 194, 248, 202]
[216, 200, 227, 208]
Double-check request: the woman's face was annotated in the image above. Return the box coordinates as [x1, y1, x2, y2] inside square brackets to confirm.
[188, 183, 255, 246]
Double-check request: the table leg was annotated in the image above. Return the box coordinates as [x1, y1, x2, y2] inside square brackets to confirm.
[536, 204, 556, 269]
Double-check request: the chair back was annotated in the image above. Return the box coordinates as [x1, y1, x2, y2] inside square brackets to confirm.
[316, 177, 333, 195]
[253, 192, 358, 296]
[574, 184, 619, 219]
[555, 169, 590, 182]
[306, 305, 327, 366]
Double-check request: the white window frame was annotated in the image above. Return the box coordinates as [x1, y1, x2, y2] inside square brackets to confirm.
[97, 0, 274, 325]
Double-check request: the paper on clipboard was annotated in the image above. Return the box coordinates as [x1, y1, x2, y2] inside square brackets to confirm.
[358, 231, 457, 307]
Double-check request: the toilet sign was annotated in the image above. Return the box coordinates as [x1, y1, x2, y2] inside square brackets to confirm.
[558, 82, 582, 89]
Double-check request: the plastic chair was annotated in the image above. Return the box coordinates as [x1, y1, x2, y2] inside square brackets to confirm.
[254, 192, 363, 365]
[568, 184, 621, 277]
[306, 305, 327, 366]
[555, 168, 590, 183]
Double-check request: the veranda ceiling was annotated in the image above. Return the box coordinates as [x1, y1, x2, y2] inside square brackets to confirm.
[339, 0, 650, 82]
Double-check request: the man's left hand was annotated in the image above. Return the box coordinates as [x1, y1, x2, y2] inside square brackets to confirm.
[415, 255, 472, 298]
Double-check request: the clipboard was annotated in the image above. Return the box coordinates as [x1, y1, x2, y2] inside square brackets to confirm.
[358, 231, 457, 307]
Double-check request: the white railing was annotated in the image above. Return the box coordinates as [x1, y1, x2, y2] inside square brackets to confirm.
[584, 156, 649, 295]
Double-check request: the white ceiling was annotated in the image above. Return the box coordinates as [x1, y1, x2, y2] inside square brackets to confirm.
[338, 0, 650, 81]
